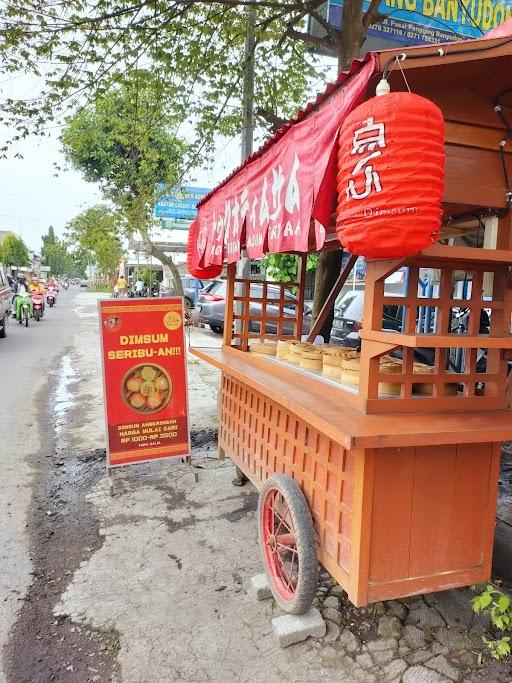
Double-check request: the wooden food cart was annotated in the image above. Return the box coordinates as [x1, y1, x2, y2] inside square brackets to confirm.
[188, 35, 512, 613]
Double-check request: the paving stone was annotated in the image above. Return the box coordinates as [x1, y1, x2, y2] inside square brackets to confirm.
[373, 649, 397, 665]
[399, 644, 412, 657]
[406, 648, 437, 665]
[322, 607, 342, 625]
[356, 653, 374, 669]
[373, 601, 386, 616]
[322, 621, 340, 643]
[455, 650, 478, 668]
[403, 624, 432, 649]
[367, 637, 398, 653]
[339, 628, 359, 653]
[434, 628, 469, 653]
[387, 600, 408, 620]
[382, 658, 407, 681]
[426, 654, 461, 682]
[431, 642, 449, 656]
[249, 573, 272, 601]
[402, 664, 447, 683]
[329, 584, 345, 598]
[408, 604, 445, 629]
[272, 608, 326, 648]
[353, 669, 377, 682]
[425, 591, 475, 630]
[322, 595, 340, 610]
[378, 615, 403, 639]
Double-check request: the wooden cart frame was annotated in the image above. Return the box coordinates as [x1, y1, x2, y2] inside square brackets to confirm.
[191, 35, 512, 610]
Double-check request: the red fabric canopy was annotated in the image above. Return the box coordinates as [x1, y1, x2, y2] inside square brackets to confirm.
[187, 54, 378, 270]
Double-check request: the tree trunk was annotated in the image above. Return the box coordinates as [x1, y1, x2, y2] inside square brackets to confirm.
[140, 234, 184, 296]
[311, 0, 366, 343]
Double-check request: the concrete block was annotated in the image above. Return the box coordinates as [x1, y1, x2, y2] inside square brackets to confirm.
[250, 573, 272, 601]
[272, 608, 326, 648]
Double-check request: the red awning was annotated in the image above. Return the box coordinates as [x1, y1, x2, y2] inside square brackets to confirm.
[188, 54, 378, 271]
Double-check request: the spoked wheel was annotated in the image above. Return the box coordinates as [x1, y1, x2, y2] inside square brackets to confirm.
[258, 474, 318, 614]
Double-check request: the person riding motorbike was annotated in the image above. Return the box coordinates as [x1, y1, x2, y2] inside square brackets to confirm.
[30, 277, 46, 316]
[12, 277, 33, 321]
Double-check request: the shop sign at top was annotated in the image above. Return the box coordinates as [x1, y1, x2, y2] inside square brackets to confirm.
[327, 0, 512, 45]
[154, 184, 211, 220]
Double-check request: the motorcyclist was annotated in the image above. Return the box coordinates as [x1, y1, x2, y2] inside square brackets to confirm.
[29, 276, 45, 314]
[12, 277, 33, 320]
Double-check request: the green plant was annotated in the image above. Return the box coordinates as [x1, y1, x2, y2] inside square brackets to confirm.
[472, 584, 512, 660]
[260, 253, 319, 285]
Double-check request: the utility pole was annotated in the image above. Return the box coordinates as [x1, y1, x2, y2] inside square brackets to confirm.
[241, 0, 255, 163]
[236, 0, 255, 290]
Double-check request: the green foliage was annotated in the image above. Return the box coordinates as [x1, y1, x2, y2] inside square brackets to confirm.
[65, 205, 123, 278]
[0, 233, 29, 267]
[472, 584, 512, 660]
[0, 3, 326, 158]
[41, 225, 78, 276]
[260, 253, 319, 283]
[137, 268, 162, 285]
[60, 71, 185, 235]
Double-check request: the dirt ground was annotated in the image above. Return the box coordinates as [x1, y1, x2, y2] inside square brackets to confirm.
[2, 293, 512, 682]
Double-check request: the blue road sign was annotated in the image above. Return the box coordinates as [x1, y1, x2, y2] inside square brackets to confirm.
[327, 0, 512, 46]
[154, 185, 211, 220]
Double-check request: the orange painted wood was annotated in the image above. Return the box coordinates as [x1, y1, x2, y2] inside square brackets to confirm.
[368, 447, 415, 584]
[218, 373, 354, 586]
[365, 442, 500, 603]
[223, 263, 236, 347]
[190, 347, 512, 448]
[361, 330, 512, 349]
[213, 368, 502, 606]
[444, 120, 512, 154]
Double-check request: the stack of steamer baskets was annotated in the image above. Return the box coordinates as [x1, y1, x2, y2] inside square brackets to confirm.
[250, 340, 441, 396]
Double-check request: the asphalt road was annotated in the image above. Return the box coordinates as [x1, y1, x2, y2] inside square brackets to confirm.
[0, 286, 79, 680]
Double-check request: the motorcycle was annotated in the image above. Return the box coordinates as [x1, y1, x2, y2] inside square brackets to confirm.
[47, 286, 57, 307]
[16, 294, 32, 327]
[32, 291, 44, 321]
[62, 280, 69, 290]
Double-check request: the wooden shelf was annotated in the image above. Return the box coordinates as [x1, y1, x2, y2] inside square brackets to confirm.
[190, 345, 512, 448]
[361, 329, 512, 349]
[417, 244, 512, 265]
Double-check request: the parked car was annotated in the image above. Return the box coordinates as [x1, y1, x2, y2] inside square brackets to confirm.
[79, 279, 88, 288]
[0, 267, 12, 339]
[331, 290, 404, 348]
[160, 275, 214, 310]
[197, 280, 311, 335]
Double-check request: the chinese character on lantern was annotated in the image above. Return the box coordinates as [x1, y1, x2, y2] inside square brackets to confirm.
[347, 116, 386, 201]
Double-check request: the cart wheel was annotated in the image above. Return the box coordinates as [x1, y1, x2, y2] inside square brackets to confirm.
[258, 474, 318, 614]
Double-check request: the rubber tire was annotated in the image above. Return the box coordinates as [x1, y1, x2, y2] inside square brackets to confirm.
[209, 324, 223, 334]
[258, 474, 318, 615]
[24, 310, 29, 327]
[49, 300, 54, 307]
[34, 309, 40, 321]
[0, 312, 7, 338]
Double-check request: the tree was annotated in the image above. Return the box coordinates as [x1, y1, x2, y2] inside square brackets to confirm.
[0, 0, 382, 336]
[41, 225, 76, 276]
[65, 206, 123, 279]
[0, 233, 30, 268]
[61, 71, 189, 293]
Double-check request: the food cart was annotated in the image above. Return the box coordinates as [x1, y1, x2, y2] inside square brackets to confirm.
[187, 34, 512, 614]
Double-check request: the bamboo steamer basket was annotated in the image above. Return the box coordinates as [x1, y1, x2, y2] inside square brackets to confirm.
[250, 341, 277, 356]
[299, 349, 323, 371]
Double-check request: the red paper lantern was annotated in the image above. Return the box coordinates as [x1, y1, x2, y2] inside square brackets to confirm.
[336, 91, 445, 259]
[187, 218, 222, 279]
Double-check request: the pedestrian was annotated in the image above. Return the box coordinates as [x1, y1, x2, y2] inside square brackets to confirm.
[117, 274, 128, 298]
[134, 278, 145, 297]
